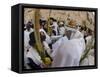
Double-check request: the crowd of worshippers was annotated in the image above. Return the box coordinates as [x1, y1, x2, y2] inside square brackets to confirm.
[24, 17, 94, 69]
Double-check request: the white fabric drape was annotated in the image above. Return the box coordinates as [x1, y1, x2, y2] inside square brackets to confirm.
[51, 31, 85, 67]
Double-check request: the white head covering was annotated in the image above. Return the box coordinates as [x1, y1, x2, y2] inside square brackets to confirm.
[51, 35, 85, 67]
[59, 21, 64, 25]
[39, 28, 52, 44]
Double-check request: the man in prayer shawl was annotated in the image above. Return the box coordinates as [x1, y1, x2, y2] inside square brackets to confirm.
[24, 23, 34, 68]
[49, 17, 59, 36]
[39, 18, 52, 45]
[51, 27, 85, 67]
[40, 17, 48, 32]
[39, 30, 52, 55]
[26, 32, 48, 69]
[58, 21, 66, 35]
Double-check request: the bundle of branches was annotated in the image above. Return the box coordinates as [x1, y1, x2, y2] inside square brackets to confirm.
[34, 9, 52, 65]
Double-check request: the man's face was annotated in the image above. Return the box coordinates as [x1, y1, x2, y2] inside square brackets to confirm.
[40, 32, 46, 42]
[59, 24, 64, 27]
[41, 22, 45, 26]
[65, 30, 72, 39]
[26, 25, 31, 31]
[50, 20, 53, 25]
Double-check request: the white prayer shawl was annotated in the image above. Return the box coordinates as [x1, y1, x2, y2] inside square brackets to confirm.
[70, 30, 85, 51]
[24, 28, 34, 49]
[70, 30, 84, 39]
[51, 36, 85, 67]
[39, 28, 52, 44]
[51, 35, 62, 41]
[81, 30, 85, 36]
[26, 47, 43, 65]
[43, 41, 51, 55]
[52, 22, 59, 35]
[59, 27, 66, 35]
[24, 28, 34, 64]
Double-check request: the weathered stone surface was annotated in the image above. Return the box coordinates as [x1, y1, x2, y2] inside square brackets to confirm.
[24, 8, 95, 31]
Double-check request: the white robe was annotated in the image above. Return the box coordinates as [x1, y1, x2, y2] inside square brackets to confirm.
[52, 22, 59, 35]
[43, 41, 51, 55]
[24, 28, 34, 49]
[24, 28, 34, 65]
[59, 27, 66, 35]
[51, 34, 85, 67]
[26, 47, 43, 65]
[70, 30, 84, 39]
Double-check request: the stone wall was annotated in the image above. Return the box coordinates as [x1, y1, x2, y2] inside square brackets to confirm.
[24, 8, 95, 31]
